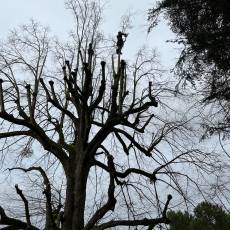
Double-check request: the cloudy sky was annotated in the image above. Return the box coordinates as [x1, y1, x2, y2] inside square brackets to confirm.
[0, 0, 200, 222]
[0, 0, 179, 68]
[1, 1, 229, 226]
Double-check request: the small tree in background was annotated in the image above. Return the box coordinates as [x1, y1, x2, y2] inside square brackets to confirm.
[0, 0, 222, 229]
[168, 201, 230, 230]
[167, 211, 193, 230]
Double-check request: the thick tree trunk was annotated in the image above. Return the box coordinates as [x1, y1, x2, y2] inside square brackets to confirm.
[62, 153, 90, 230]
[62, 174, 75, 230]
[71, 164, 89, 230]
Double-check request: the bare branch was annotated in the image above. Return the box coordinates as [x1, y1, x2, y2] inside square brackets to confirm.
[0, 206, 39, 230]
[84, 156, 116, 230]
[14, 184, 32, 227]
[95, 195, 172, 229]
[9, 167, 56, 230]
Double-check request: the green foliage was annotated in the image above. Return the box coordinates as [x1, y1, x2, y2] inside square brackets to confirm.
[149, 0, 230, 73]
[148, 0, 230, 137]
[148, 0, 230, 94]
[168, 210, 193, 230]
[193, 202, 230, 230]
[168, 202, 230, 230]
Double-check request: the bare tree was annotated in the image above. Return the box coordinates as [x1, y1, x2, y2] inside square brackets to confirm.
[0, 1, 222, 230]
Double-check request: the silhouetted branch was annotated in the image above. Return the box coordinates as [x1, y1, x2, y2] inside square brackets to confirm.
[0, 131, 32, 139]
[14, 184, 32, 227]
[95, 195, 172, 229]
[84, 156, 116, 230]
[9, 167, 56, 229]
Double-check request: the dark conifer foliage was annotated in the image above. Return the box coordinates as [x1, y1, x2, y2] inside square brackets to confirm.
[167, 201, 230, 230]
[149, 0, 230, 72]
[148, 0, 230, 135]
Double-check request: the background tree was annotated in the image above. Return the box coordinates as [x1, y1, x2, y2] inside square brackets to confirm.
[148, 0, 230, 143]
[168, 201, 230, 230]
[167, 210, 193, 230]
[0, 0, 222, 230]
[193, 202, 230, 230]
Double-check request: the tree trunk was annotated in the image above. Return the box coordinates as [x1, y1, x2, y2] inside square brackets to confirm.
[62, 153, 90, 230]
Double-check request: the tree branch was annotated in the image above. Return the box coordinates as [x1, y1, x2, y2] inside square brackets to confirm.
[14, 185, 32, 227]
[94, 159, 156, 182]
[95, 195, 172, 229]
[84, 156, 116, 230]
[0, 111, 68, 168]
[0, 206, 38, 230]
[9, 167, 56, 230]
[113, 127, 152, 157]
[40, 78, 79, 127]
[0, 131, 32, 139]
[90, 61, 106, 112]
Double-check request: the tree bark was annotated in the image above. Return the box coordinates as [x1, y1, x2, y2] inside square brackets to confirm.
[62, 152, 90, 230]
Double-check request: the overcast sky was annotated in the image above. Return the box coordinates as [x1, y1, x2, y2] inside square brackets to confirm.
[1, 0, 229, 221]
[0, 0, 179, 68]
[0, 0, 181, 196]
